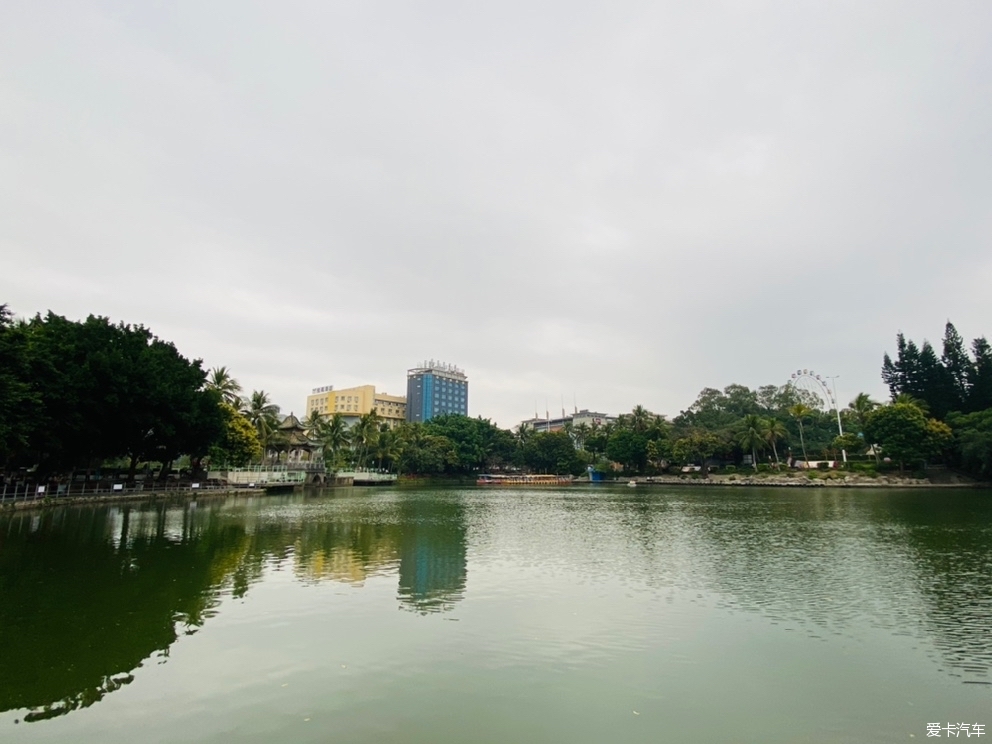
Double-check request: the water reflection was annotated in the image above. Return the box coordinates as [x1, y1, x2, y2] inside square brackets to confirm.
[396, 496, 467, 613]
[0, 503, 244, 721]
[588, 489, 992, 684]
[1, 486, 989, 727]
[0, 490, 470, 721]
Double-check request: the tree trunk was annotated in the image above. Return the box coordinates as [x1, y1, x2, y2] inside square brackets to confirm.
[127, 453, 140, 484]
[771, 441, 780, 466]
[119, 506, 130, 549]
[799, 423, 809, 464]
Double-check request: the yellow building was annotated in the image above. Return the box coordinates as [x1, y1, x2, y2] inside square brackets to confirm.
[306, 384, 407, 428]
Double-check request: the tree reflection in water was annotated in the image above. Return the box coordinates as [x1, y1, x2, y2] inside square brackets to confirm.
[2, 487, 989, 725]
[0, 491, 470, 721]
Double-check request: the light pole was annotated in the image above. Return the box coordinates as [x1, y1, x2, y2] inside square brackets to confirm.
[826, 375, 847, 464]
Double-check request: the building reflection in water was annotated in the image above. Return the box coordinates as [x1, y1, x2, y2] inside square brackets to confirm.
[289, 494, 468, 615]
[396, 497, 468, 614]
[3, 488, 989, 725]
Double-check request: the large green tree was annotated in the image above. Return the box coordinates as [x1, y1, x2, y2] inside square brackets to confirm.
[11, 312, 223, 476]
[605, 429, 648, 472]
[0, 305, 37, 465]
[522, 431, 584, 475]
[864, 402, 952, 470]
[395, 427, 458, 475]
[671, 431, 721, 470]
[946, 408, 992, 478]
[422, 414, 517, 472]
[210, 403, 263, 467]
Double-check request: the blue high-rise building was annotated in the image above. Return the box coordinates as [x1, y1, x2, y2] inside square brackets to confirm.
[405, 361, 468, 422]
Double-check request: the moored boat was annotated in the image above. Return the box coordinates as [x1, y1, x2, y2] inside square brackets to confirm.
[476, 474, 573, 486]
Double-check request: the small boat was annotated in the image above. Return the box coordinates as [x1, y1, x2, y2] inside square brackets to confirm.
[627, 480, 637, 488]
[477, 474, 573, 486]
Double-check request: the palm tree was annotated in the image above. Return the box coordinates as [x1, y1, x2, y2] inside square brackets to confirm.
[894, 392, 929, 414]
[789, 403, 812, 465]
[350, 410, 381, 469]
[846, 393, 879, 463]
[738, 414, 766, 471]
[573, 422, 591, 451]
[375, 425, 401, 471]
[563, 419, 575, 441]
[205, 366, 243, 407]
[320, 413, 351, 470]
[303, 409, 326, 438]
[246, 390, 281, 461]
[628, 405, 651, 433]
[761, 417, 788, 467]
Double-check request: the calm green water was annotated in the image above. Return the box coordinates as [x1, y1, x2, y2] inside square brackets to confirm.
[1, 486, 989, 743]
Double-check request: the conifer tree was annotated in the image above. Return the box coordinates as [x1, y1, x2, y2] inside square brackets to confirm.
[968, 337, 992, 412]
[941, 322, 973, 413]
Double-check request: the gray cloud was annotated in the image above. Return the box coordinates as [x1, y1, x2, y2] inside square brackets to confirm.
[2, 0, 991, 426]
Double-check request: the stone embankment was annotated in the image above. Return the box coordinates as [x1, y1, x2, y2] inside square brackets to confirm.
[623, 473, 985, 488]
[1, 487, 262, 512]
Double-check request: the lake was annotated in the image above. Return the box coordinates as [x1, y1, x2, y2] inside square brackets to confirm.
[1, 485, 989, 743]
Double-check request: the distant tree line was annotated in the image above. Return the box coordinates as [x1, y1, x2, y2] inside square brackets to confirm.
[3, 304, 991, 481]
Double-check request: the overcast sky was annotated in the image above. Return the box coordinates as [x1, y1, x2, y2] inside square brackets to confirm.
[2, 1, 990, 427]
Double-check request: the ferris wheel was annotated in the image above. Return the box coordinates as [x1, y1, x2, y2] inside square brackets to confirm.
[787, 369, 837, 411]
[786, 369, 848, 463]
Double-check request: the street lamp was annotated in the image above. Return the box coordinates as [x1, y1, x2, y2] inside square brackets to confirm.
[826, 375, 847, 464]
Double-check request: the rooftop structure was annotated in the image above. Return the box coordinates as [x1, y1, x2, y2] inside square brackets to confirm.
[519, 409, 617, 434]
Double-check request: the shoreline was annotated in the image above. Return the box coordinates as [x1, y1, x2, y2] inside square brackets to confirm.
[615, 474, 988, 488]
[0, 487, 265, 513]
[3, 476, 988, 514]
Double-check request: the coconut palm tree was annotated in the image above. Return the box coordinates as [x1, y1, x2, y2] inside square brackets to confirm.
[894, 392, 929, 414]
[303, 409, 326, 438]
[628, 405, 651, 433]
[350, 410, 381, 469]
[789, 403, 812, 465]
[375, 425, 402, 471]
[573, 422, 591, 451]
[846, 393, 879, 463]
[206, 366, 243, 407]
[246, 390, 281, 460]
[761, 417, 788, 467]
[738, 414, 766, 471]
[320, 413, 351, 470]
[563, 419, 575, 441]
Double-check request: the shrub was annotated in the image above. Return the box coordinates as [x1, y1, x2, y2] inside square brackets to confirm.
[724, 465, 736, 473]
[756, 464, 771, 473]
